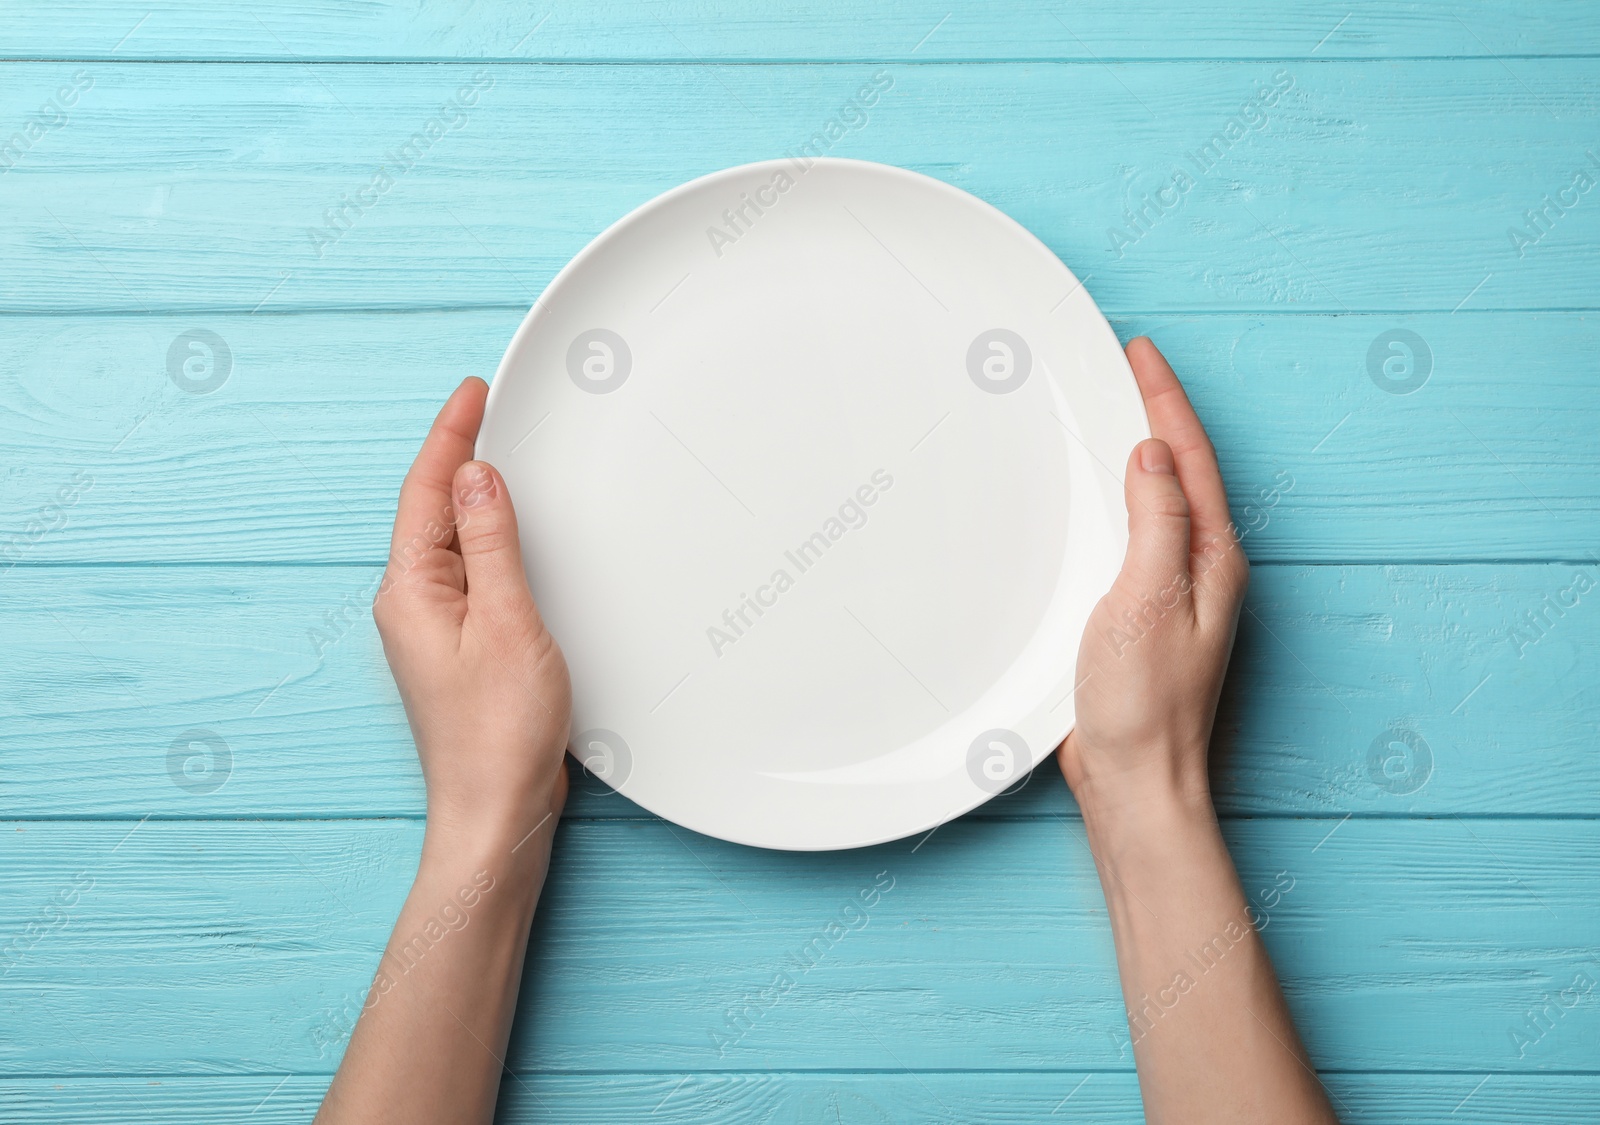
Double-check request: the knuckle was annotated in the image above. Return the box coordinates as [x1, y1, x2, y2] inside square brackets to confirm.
[410, 547, 458, 578]
[1217, 551, 1251, 597]
[464, 521, 516, 557]
[1145, 489, 1191, 521]
[525, 625, 562, 676]
[477, 613, 561, 680]
[371, 587, 399, 634]
[371, 554, 455, 630]
[1193, 534, 1249, 600]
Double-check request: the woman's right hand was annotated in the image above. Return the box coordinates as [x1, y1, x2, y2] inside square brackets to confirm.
[1057, 336, 1249, 829]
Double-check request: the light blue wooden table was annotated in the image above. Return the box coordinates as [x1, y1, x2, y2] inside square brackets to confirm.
[3, 3, 1598, 1121]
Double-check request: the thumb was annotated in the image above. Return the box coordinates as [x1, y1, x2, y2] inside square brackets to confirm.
[1119, 438, 1193, 593]
[452, 460, 536, 617]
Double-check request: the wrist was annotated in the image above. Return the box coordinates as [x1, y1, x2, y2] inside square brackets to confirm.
[419, 748, 568, 860]
[1077, 771, 1219, 869]
[421, 788, 564, 889]
[1071, 736, 1212, 819]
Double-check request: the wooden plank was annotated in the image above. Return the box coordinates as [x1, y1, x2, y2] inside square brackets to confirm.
[0, 818, 1595, 1073]
[2, 562, 1596, 819]
[2, 311, 1595, 565]
[1, 62, 1595, 313]
[5, 1072, 1599, 1123]
[2, 3, 1595, 62]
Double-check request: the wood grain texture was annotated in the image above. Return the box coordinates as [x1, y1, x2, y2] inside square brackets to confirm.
[1, 818, 1596, 1074]
[2, 2, 1596, 61]
[3, 311, 1596, 564]
[7, 1073, 1600, 1124]
[6, 3, 1598, 1111]
[1, 62, 1595, 313]
[2, 563, 1595, 818]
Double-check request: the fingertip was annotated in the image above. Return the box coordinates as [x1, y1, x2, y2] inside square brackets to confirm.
[449, 376, 489, 413]
[426, 378, 488, 454]
[446, 374, 484, 397]
[1137, 438, 1175, 475]
[454, 459, 501, 509]
[1125, 335, 1162, 366]
[1126, 329, 1177, 369]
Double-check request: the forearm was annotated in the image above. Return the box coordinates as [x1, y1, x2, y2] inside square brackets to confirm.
[1083, 784, 1336, 1125]
[316, 816, 556, 1125]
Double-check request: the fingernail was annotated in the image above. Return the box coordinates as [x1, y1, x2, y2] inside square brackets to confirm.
[458, 461, 495, 507]
[1139, 440, 1175, 474]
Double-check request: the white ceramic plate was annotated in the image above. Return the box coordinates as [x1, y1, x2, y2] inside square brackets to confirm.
[478, 158, 1147, 851]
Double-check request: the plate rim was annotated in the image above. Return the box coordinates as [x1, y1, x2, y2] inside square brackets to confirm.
[478, 156, 1147, 850]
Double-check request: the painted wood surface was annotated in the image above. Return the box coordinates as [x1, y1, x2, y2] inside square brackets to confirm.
[10, 1073, 1600, 1124]
[3, 2, 1596, 1119]
[3, 2, 1597, 61]
[2, 563, 1594, 818]
[7, 1074, 1600, 1124]
[1, 63, 1596, 315]
[2, 819, 1597, 1074]
[3, 312, 1597, 564]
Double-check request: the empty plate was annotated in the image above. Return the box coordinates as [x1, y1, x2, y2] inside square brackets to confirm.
[477, 157, 1147, 850]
